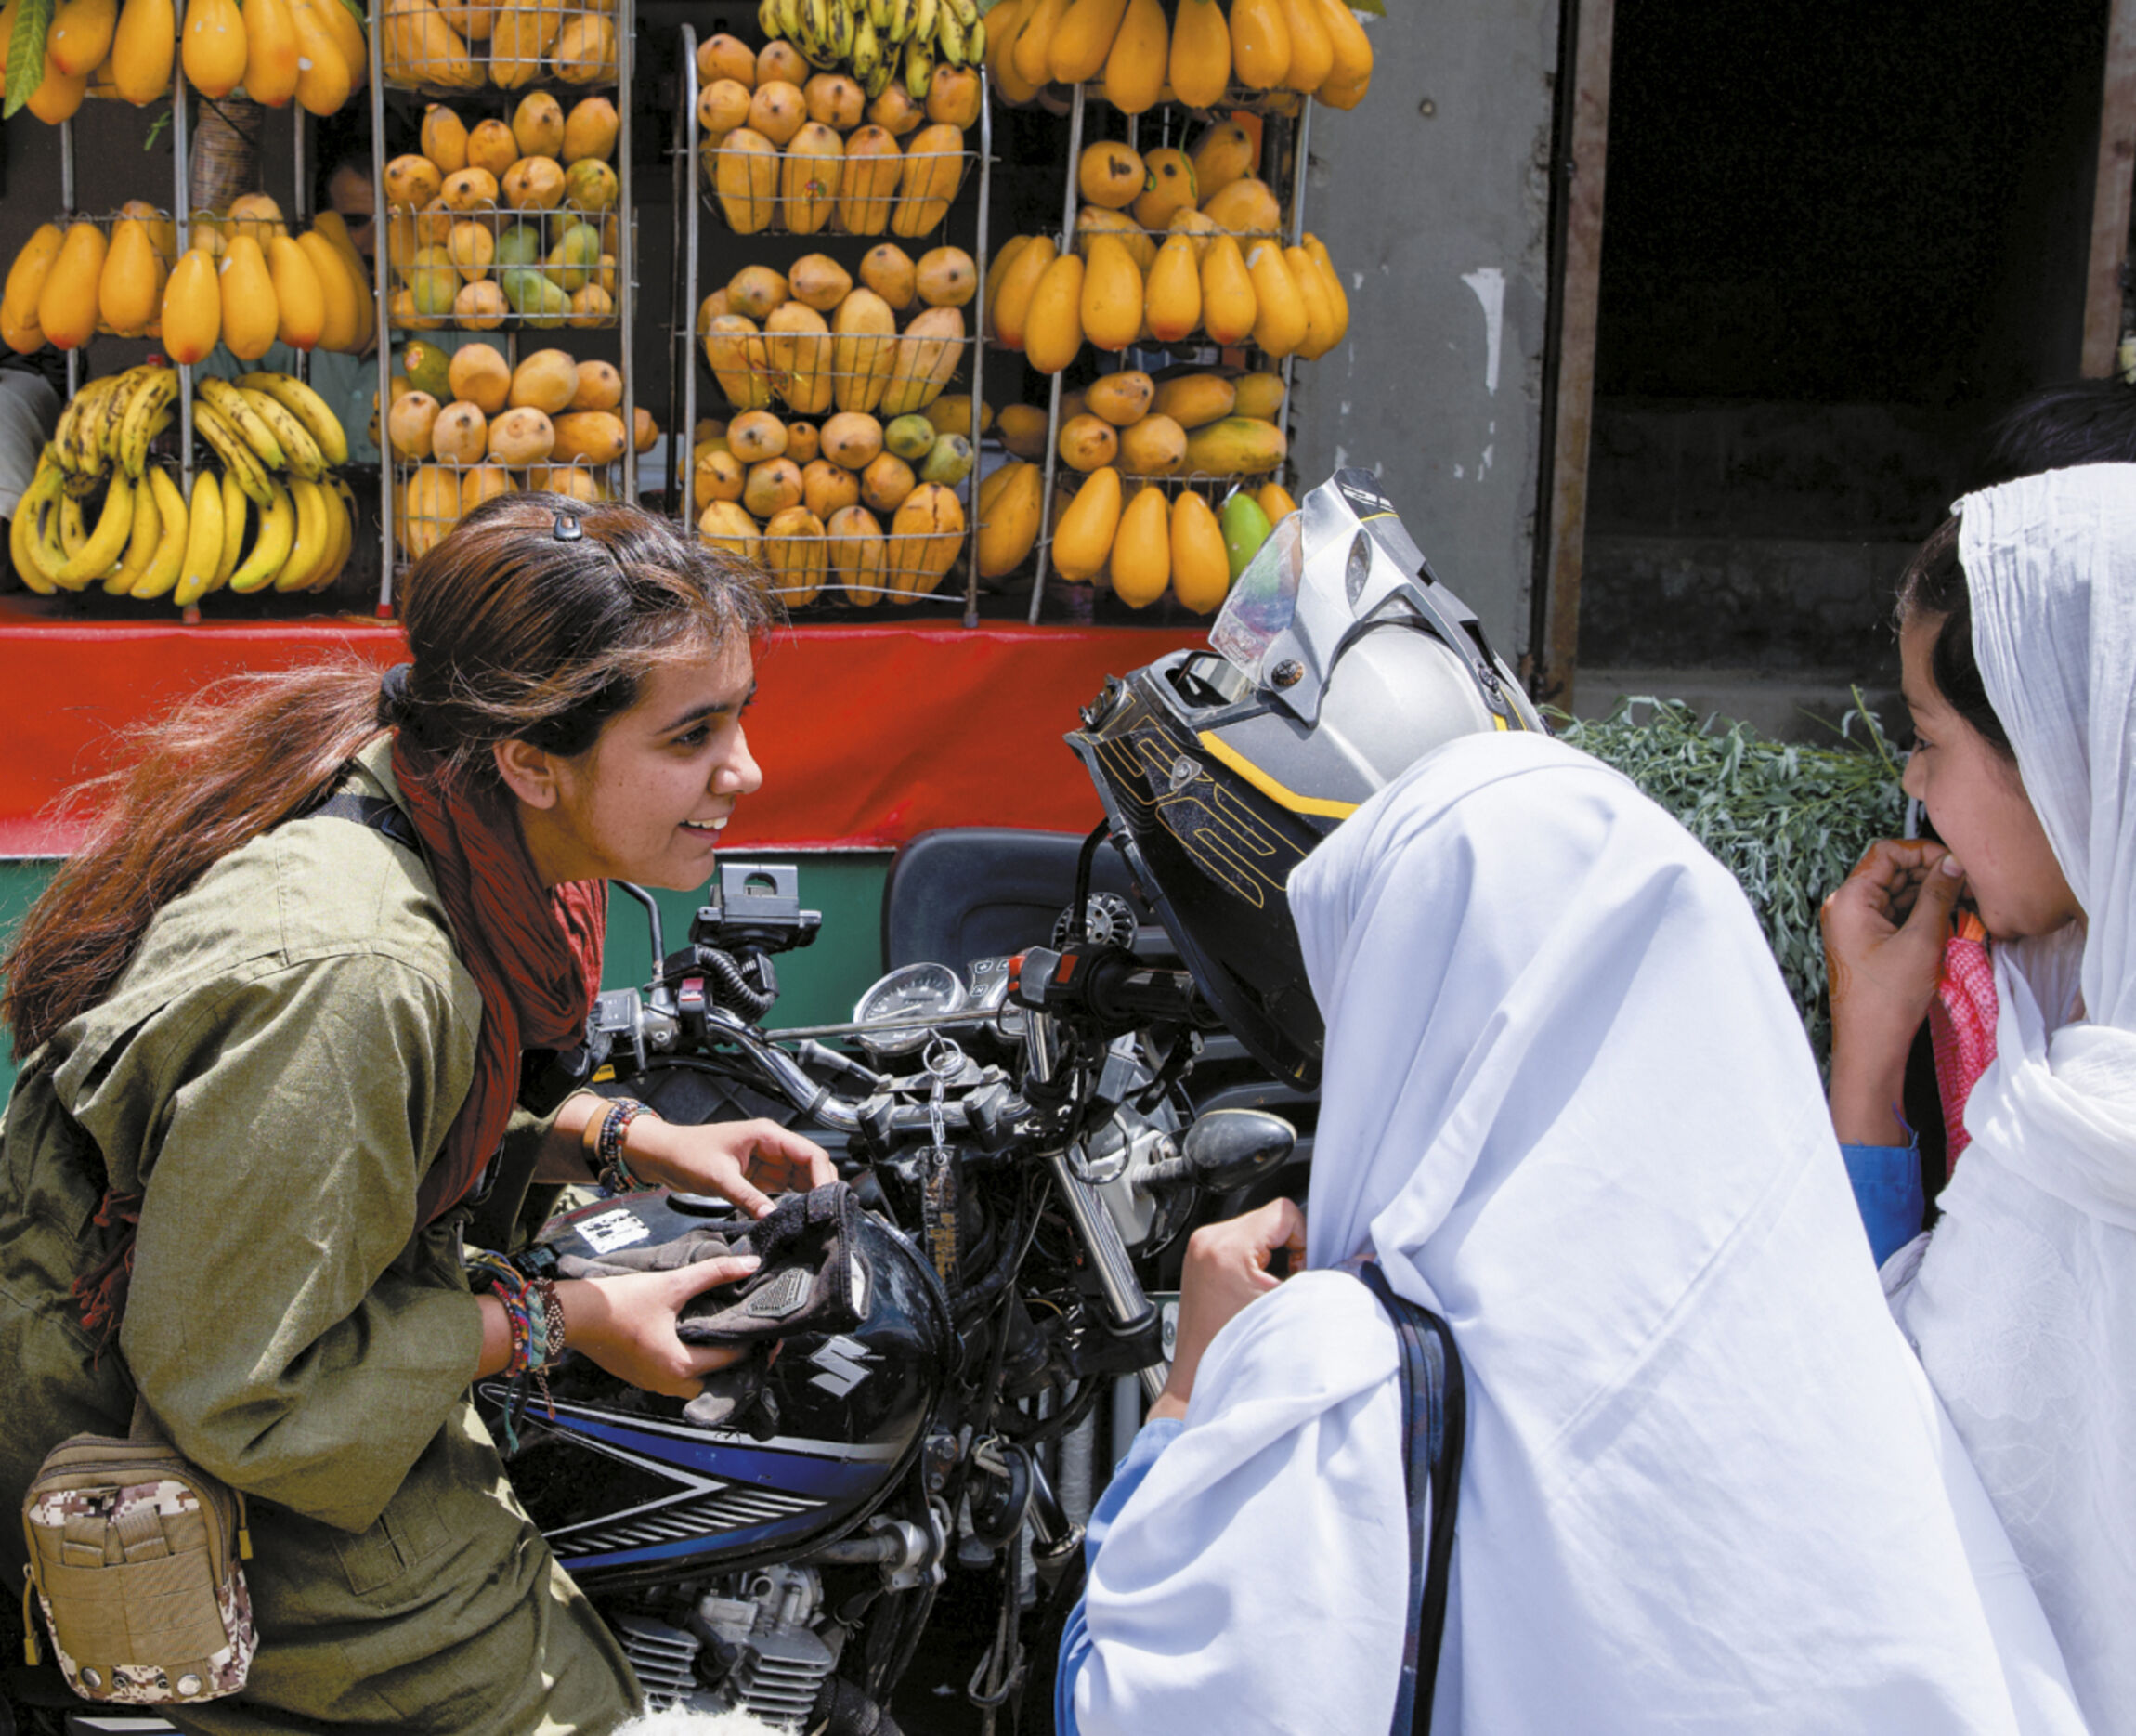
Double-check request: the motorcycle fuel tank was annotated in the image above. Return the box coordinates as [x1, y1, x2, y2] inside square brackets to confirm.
[479, 1192, 954, 1591]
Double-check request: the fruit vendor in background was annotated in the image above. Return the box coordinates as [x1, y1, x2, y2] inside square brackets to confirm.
[189, 104, 381, 466]
[0, 345, 66, 576]
[0, 498, 837, 1733]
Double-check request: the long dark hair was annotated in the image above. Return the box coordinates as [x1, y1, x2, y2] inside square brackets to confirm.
[1895, 514, 2012, 757]
[4, 497, 769, 1057]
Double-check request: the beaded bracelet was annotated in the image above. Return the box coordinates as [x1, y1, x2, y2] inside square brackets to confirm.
[585, 1097, 656, 1194]
[466, 1250, 566, 1448]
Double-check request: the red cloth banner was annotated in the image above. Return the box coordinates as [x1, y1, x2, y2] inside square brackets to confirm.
[0, 614, 1207, 855]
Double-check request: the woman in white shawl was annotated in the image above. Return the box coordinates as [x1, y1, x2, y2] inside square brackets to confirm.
[1059, 726, 2085, 1733]
[1822, 463, 2136, 1729]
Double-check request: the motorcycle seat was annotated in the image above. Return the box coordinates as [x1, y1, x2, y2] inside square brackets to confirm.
[880, 827, 1146, 973]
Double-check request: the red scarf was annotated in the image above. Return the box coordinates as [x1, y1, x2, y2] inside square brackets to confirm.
[1928, 909, 1997, 1177]
[392, 736, 608, 1224]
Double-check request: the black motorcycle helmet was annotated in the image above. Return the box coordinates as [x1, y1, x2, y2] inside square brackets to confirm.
[1069, 469, 1544, 1090]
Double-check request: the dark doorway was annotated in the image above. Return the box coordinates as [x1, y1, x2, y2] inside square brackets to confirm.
[1577, 0, 2109, 707]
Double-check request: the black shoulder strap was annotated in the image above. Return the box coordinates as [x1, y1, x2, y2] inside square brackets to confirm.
[1352, 1259, 1465, 1736]
[311, 790, 423, 856]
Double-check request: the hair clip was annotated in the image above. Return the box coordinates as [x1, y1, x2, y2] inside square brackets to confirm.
[554, 513, 583, 542]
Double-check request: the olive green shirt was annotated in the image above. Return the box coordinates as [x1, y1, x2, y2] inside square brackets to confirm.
[0, 737, 637, 1733]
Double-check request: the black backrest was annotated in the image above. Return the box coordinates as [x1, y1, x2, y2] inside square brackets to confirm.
[880, 828, 1142, 972]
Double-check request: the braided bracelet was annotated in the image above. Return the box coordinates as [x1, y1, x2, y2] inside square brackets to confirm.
[466, 1250, 566, 1448]
[585, 1097, 657, 1194]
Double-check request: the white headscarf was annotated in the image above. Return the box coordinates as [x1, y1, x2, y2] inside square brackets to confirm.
[1896, 464, 2136, 1729]
[1075, 731, 2083, 1735]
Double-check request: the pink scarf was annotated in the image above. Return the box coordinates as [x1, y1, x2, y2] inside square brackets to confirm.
[1927, 910, 1996, 1173]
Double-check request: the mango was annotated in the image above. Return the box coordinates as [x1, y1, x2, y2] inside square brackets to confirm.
[562, 95, 619, 163]
[1170, 488, 1231, 611]
[215, 234, 279, 360]
[1182, 415, 1288, 476]
[1110, 484, 1172, 607]
[544, 220, 603, 291]
[1052, 465, 1121, 582]
[37, 222, 105, 350]
[976, 459, 1042, 578]
[1118, 412, 1187, 476]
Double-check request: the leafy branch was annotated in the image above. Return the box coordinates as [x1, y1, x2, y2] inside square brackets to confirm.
[1554, 696, 1907, 1068]
[4, 0, 56, 122]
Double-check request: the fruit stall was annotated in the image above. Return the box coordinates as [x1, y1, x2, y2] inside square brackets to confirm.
[0, 0, 1376, 857]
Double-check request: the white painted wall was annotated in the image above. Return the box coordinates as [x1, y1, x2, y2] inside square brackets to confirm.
[1290, 2, 1561, 659]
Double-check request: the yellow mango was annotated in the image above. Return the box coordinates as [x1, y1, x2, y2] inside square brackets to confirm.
[1231, 371, 1287, 421]
[1101, 0, 1166, 114]
[267, 234, 326, 351]
[1276, 0, 1332, 91]
[1169, 0, 1229, 108]
[989, 233, 1054, 349]
[1302, 232, 1350, 346]
[838, 126, 904, 237]
[1169, 488, 1230, 611]
[218, 235, 280, 361]
[1312, 0, 1373, 109]
[1012, 0, 1074, 87]
[240, 0, 299, 106]
[1189, 121, 1256, 205]
[1052, 465, 1121, 583]
[1144, 232, 1202, 345]
[1182, 415, 1288, 476]
[713, 129, 779, 235]
[98, 218, 163, 339]
[1244, 241, 1308, 359]
[1023, 253, 1084, 375]
[181, 0, 247, 96]
[1198, 234, 1257, 346]
[160, 249, 221, 363]
[1283, 244, 1336, 359]
[1203, 176, 1282, 237]
[1151, 373, 1235, 428]
[976, 459, 1042, 578]
[290, 0, 352, 116]
[37, 223, 106, 351]
[1110, 483, 1170, 607]
[2, 226, 65, 337]
[1079, 235, 1141, 354]
[1045, 0, 1127, 85]
[110, 0, 175, 103]
[47, 0, 117, 77]
[1227, 0, 1289, 88]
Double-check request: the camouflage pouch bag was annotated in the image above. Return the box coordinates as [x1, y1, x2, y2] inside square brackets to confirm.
[19, 1400, 255, 1706]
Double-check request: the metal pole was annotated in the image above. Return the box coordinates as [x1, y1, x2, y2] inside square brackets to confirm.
[618, 0, 636, 503]
[1278, 98, 1312, 463]
[963, 69, 992, 627]
[679, 22, 700, 533]
[1025, 82, 1087, 623]
[61, 117, 79, 400]
[292, 110, 310, 385]
[370, 0, 394, 616]
[173, 69, 193, 520]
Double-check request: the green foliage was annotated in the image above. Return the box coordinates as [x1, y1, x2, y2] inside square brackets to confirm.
[4, 0, 56, 120]
[1555, 697, 1906, 1065]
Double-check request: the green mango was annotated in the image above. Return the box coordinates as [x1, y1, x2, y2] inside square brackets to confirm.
[501, 267, 572, 328]
[1219, 490, 1274, 581]
[543, 221, 604, 292]
[883, 414, 938, 463]
[494, 223, 544, 269]
[918, 433, 973, 488]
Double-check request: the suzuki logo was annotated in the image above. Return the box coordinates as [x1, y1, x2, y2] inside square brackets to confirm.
[807, 1336, 876, 1399]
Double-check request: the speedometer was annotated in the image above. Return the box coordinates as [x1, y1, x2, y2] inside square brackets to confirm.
[851, 962, 967, 1056]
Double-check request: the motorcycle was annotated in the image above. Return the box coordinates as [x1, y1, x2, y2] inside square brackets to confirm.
[8, 469, 1532, 1736]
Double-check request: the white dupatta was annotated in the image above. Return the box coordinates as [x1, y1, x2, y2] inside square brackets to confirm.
[1074, 733, 2080, 1734]
[1896, 464, 2136, 1729]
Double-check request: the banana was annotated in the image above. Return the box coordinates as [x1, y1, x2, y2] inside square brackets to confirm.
[132, 468, 191, 604]
[104, 462, 163, 594]
[93, 371, 142, 471]
[169, 466, 223, 605]
[8, 452, 66, 595]
[197, 379, 287, 472]
[191, 401, 275, 504]
[853, 12, 879, 75]
[57, 374, 119, 476]
[757, 0, 779, 35]
[910, 0, 936, 48]
[58, 495, 88, 573]
[832, 0, 853, 59]
[865, 57, 892, 97]
[903, 36, 931, 97]
[215, 469, 248, 589]
[775, 0, 801, 36]
[239, 388, 325, 482]
[238, 372, 350, 468]
[58, 473, 136, 585]
[115, 367, 179, 478]
[315, 478, 359, 592]
[227, 478, 294, 593]
[950, 0, 974, 27]
[273, 478, 332, 592]
[965, 16, 983, 63]
[868, 0, 892, 33]
[936, 7, 964, 66]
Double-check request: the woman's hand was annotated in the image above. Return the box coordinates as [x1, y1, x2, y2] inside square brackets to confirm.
[1147, 1198, 1308, 1424]
[1821, 838, 1967, 1145]
[559, 1257, 762, 1398]
[630, 1116, 839, 1219]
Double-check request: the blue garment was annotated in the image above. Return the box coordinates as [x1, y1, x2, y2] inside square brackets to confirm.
[1843, 1140, 1927, 1266]
[1055, 1416, 1185, 1736]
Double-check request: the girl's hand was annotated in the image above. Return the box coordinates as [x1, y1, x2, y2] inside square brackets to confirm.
[559, 1257, 762, 1398]
[1821, 838, 1967, 1145]
[631, 1116, 839, 1218]
[1148, 1198, 1308, 1423]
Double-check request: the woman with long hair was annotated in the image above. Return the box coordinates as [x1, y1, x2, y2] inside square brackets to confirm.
[0, 495, 833, 1734]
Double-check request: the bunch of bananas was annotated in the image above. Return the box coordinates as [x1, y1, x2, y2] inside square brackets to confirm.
[761, 0, 983, 98]
[12, 368, 359, 607]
